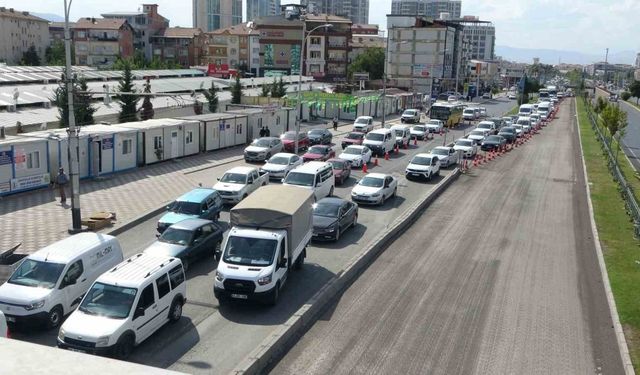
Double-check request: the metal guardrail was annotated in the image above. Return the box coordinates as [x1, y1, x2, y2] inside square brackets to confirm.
[582, 96, 640, 237]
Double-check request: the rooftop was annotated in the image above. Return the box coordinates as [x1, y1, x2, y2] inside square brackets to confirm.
[75, 17, 129, 30]
[0, 7, 48, 22]
[159, 27, 203, 39]
[49, 22, 76, 29]
[206, 23, 259, 36]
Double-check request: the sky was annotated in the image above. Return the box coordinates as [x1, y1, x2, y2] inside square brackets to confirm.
[2, 0, 638, 56]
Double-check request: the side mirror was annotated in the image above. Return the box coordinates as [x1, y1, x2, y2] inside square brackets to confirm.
[216, 177, 221, 181]
[155, 233, 160, 238]
[279, 258, 287, 268]
[134, 307, 145, 319]
[281, 178, 286, 183]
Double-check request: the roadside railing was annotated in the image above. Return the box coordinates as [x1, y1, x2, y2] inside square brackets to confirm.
[582, 95, 640, 237]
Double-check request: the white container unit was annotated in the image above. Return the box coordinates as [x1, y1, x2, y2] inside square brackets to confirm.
[176, 113, 248, 152]
[225, 107, 290, 140]
[0, 134, 50, 196]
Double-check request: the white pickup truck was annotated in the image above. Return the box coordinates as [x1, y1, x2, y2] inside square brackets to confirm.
[214, 166, 269, 204]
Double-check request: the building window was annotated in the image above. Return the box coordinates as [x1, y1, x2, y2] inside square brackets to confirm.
[153, 136, 162, 150]
[186, 131, 194, 144]
[230, 48, 237, 55]
[122, 139, 132, 155]
[310, 51, 321, 59]
[77, 31, 86, 38]
[310, 37, 321, 45]
[26, 151, 40, 169]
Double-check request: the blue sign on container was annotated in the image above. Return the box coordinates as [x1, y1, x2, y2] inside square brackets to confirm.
[0, 150, 13, 166]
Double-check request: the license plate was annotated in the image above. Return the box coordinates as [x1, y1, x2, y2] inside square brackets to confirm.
[231, 294, 248, 299]
[411, 173, 420, 176]
[68, 348, 86, 353]
[5, 316, 15, 322]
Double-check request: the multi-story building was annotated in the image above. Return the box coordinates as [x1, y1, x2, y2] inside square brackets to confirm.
[300, 0, 369, 25]
[0, 7, 49, 64]
[150, 27, 203, 67]
[102, 4, 169, 60]
[253, 15, 303, 77]
[455, 16, 495, 61]
[349, 26, 385, 64]
[247, 0, 281, 22]
[49, 22, 75, 44]
[73, 18, 134, 68]
[193, 0, 243, 32]
[351, 23, 378, 35]
[386, 15, 464, 95]
[635, 53, 640, 69]
[390, 0, 461, 19]
[202, 23, 261, 75]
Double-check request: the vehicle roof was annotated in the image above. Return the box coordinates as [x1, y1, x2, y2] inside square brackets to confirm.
[308, 128, 328, 133]
[363, 173, 388, 179]
[348, 130, 365, 134]
[291, 161, 331, 173]
[177, 188, 217, 202]
[413, 153, 433, 158]
[520, 104, 534, 108]
[344, 145, 367, 150]
[272, 152, 296, 158]
[225, 166, 256, 174]
[231, 184, 313, 218]
[356, 116, 373, 119]
[255, 137, 280, 141]
[316, 197, 348, 206]
[168, 218, 213, 230]
[433, 146, 452, 150]
[327, 157, 349, 163]
[478, 121, 495, 125]
[369, 128, 392, 134]
[308, 144, 331, 149]
[403, 109, 418, 112]
[98, 253, 180, 288]
[390, 124, 410, 129]
[29, 233, 117, 264]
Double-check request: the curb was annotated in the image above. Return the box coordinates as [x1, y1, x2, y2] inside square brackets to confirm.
[230, 169, 461, 375]
[106, 206, 169, 237]
[574, 98, 635, 374]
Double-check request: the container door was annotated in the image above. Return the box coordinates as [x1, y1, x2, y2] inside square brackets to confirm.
[171, 131, 179, 158]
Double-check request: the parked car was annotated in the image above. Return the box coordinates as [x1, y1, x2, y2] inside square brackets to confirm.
[410, 125, 428, 140]
[498, 126, 517, 143]
[280, 131, 310, 153]
[482, 92, 492, 99]
[341, 131, 365, 149]
[429, 146, 459, 168]
[480, 135, 507, 151]
[339, 145, 372, 168]
[213, 166, 269, 204]
[508, 92, 517, 100]
[328, 158, 352, 185]
[453, 138, 478, 158]
[260, 153, 303, 180]
[467, 129, 489, 144]
[350, 173, 398, 206]
[144, 219, 224, 269]
[244, 137, 283, 162]
[303, 145, 336, 162]
[157, 188, 223, 233]
[307, 128, 333, 145]
[353, 116, 374, 133]
[400, 109, 421, 123]
[425, 119, 444, 133]
[405, 153, 441, 181]
[312, 197, 358, 241]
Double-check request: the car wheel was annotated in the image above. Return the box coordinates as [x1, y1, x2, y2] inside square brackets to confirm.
[329, 186, 334, 197]
[268, 282, 280, 306]
[46, 306, 63, 329]
[115, 334, 135, 360]
[427, 172, 432, 181]
[168, 297, 183, 323]
[352, 214, 358, 228]
[265, 152, 271, 160]
[334, 227, 340, 242]
[436, 169, 440, 177]
[293, 249, 305, 270]
[392, 187, 397, 197]
[182, 258, 190, 272]
[214, 240, 222, 261]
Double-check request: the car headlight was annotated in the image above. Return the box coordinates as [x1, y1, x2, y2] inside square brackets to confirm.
[351, 191, 357, 196]
[215, 270, 225, 282]
[257, 273, 272, 286]
[58, 327, 66, 341]
[24, 299, 45, 311]
[96, 335, 110, 347]
[372, 193, 381, 197]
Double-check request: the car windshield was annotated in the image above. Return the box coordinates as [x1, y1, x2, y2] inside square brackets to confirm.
[520, 108, 531, 114]
[284, 172, 314, 187]
[159, 227, 193, 246]
[268, 156, 289, 165]
[343, 147, 362, 155]
[78, 282, 137, 319]
[517, 120, 529, 126]
[223, 236, 277, 266]
[168, 200, 201, 215]
[346, 133, 364, 140]
[355, 118, 369, 124]
[427, 120, 440, 125]
[456, 140, 473, 147]
[329, 160, 346, 169]
[403, 110, 416, 116]
[251, 139, 271, 147]
[220, 173, 247, 184]
[470, 131, 484, 136]
[308, 146, 327, 154]
[513, 125, 523, 130]
[309, 129, 324, 135]
[477, 123, 491, 129]
[394, 130, 405, 137]
[281, 133, 296, 140]
[313, 203, 340, 218]
[464, 109, 474, 114]
[432, 148, 448, 156]
[411, 156, 432, 165]
[365, 133, 384, 141]
[501, 127, 515, 134]
[486, 136, 502, 142]
[359, 176, 384, 187]
[413, 126, 426, 132]
[8, 259, 64, 289]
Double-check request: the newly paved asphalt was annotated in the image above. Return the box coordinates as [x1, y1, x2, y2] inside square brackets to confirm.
[9, 98, 517, 373]
[271, 99, 624, 375]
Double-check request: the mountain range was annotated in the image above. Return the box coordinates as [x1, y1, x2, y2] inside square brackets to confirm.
[496, 45, 637, 66]
[32, 12, 64, 22]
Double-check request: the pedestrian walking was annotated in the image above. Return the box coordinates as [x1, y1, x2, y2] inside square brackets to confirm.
[265, 126, 271, 137]
[259, 126, 266, 138]
[56, 167, 69, 204]
[332, 117, 338, 131]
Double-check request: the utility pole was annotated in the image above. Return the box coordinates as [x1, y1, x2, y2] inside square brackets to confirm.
[604, 48, 609, 85]
[64, 0, 83, 233]
[295, 17, 306, 154]
[381, 30, 389, 128]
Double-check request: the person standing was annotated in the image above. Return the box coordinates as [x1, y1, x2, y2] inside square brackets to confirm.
[56, 167, 69, 204]
[332, 117, 338, 131]
[259, 126, 266, 138]
[265, 126, 271, 137]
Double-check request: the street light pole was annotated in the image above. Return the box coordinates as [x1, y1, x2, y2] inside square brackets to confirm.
[381, 31, 389, 129]
[64, 0, 83, 233]
[295, 21, 332, 154]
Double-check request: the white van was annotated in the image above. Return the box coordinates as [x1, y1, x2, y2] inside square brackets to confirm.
[283, 161, 335, 200]
[0, 233, 123, 329]
[390, 125, 411, 148]
[57, 253, 186, 359]
[537, 102, 551, 120]
[363, 128, 396, 156]
[518, 104, 534, 117]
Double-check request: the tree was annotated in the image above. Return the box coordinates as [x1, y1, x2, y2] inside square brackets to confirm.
[347, 47, 384, 80]
[629, 80, 640, 105]
[594, 96, 607, 114]
[231, 74, 243, 104]
[45, 40, 67, 66]
[193, 100, 203, 115]
[202, 82, 219, 113]
[621, 91, 631, 101]
[140, 78, 154, 120]
[20, 45, 41, 66]
[115, 60, 140, 123]
[277, 77, 287, 97]
[51, 75, 96, 128]
[601, 104, 628, 143]
[261, 81, 271, 97]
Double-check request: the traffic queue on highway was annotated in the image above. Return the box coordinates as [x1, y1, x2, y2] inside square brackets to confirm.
[0, 90, 565, 361]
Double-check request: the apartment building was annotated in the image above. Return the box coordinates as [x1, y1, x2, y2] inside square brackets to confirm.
[150, 27, 204, 67]
[253, 16, 303, 77]
[456, 16, 495, 61]
[300, 0, 369, 24]
[0, 7, 49, 64]
[49, 22, 75, 44]
[390, 0, 461, 19]
[247, 0, 281, 21]
[73, 18, 134, 68]
[349, 25, 384, 63]
[193, 0, 243, 32]
[305, 14, 352, 81]
[203, 23, 261, 75]
[102, 4, 169, 60]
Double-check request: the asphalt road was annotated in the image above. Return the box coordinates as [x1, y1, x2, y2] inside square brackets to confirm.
[595, 87, 640, 170]
[9, 98, 516, 374]
[271, 99, 625, 374]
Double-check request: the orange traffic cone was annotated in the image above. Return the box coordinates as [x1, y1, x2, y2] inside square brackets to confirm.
[374, 156, 379, 166]
[414, 137, 418, 146]
[362, 163, 368, 174]
[395, 144, 399, 154]
[384, 151, 390, 160]
[404, 141, 408, 149]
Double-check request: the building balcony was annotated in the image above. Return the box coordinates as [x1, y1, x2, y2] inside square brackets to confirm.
[327, 57, 346, 63]
[308, 43, 322, 50]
